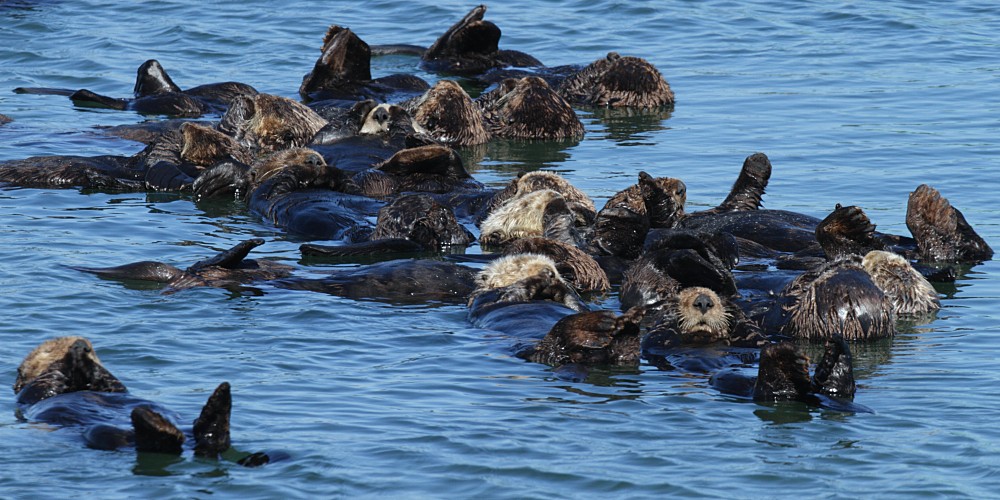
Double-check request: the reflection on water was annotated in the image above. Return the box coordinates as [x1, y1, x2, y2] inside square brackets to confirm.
[587, 107, 673, 145]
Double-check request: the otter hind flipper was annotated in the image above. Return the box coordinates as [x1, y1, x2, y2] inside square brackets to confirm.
[714, 152, 772, 212]
[907, 184, 994, 263]
[811, 335, 856, 400]
[188, 238, 265, 271]
[69, 89, 129, 110]
[133, 59, 183, 97]
[13, 87, 78, 96]
[131, 406, 185, 455]
[192, 382, 232, 459]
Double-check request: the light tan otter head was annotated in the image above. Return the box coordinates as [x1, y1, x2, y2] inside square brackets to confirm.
[480, 189, 573, 248]
[862, 250, 941, 316]
[411, 80, 489, 146]
[675, 287, 731, 343]
[475, 253, 563, 292]
[14, 336, 99, 393]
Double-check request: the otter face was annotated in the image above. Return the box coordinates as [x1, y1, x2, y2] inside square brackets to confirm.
[477, 77, 584, 140]
[862, 250, 941, 316]
[638, 171, 686, 228]
[411, 80, 489, 146]
[249, 147, 328, 188]
[475, 253, 562, 291]
[14, 336, 117, 396]
[675, 287, 731, 343]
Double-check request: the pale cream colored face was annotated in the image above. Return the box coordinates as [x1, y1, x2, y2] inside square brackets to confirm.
[676, 287, 731, 341]
[16, 336, 98, 390]
[475, 253, 562, 291]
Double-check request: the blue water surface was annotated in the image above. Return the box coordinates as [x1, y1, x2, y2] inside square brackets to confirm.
[1, 1, 999, 498]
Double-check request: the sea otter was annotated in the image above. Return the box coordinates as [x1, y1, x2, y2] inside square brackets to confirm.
[639, 286, 766, 373]
[710, 336, 861, 409]
[587, 171, 688, 260]
[484, 170, 597, 226]
[468, 254, 588, 346]
[72, 238, 293, 294]
[0, 120, 251, 192]
[15, 59, 257, 118]
[502, 237, 610, 293]
[515, 307, 644, 368]
[476, 76, 584, 140]
[13, 336, 260, 461]
[557, 52, 675, 109]
[420, 5, 542, 76]
[0, 113, 10, 124]
[299, 26, 429, 103]
[299, 193, 475, 258]
[219, 93, 327, 155]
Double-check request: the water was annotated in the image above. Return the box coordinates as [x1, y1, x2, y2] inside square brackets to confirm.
[1, 1, 999, 498]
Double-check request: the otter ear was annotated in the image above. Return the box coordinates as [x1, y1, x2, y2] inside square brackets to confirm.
[349, 99, 378, 123]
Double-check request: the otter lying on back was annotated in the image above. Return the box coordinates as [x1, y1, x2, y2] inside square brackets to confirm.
[13, 337, 267, 463]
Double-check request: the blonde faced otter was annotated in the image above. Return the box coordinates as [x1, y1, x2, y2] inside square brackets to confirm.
[503, 237, 610, 293]
[862, 250, 941, 316]
[479, 189, 576, 248]
[14, 337, 242, 460]
[558, 52, 675, 109]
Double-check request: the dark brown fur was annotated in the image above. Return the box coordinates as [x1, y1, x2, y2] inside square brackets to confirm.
[503, 237, 610, 293]
[220, 93, 327, 154]
[477, 77, 584, 140]
[906, 184, 994, 263]
[520, 307, 644, 367]
[409, 80, 490, 146]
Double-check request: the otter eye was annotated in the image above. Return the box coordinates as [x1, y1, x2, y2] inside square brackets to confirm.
[675, 186, 685, 197]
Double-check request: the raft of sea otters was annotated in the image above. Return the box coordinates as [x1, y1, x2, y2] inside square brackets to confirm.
[3, 5, 993, 465]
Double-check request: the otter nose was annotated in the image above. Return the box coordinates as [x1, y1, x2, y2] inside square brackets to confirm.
[374, 107, 390, 124]
[693, 293, 714, 314]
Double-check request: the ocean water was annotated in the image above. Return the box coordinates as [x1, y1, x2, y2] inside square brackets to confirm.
[1, 1, 999, 498]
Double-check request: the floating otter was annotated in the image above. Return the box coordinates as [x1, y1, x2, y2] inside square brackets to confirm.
[484, 170, 597, 226]
[420, 5, 542, 76]
[405, 80, 490, 147]
[763, 255, 896, 341]
[13, 337, 260, 462]
[300, 193, 475, 257]
[72, 238, 293, 294]
[299, 26, 429, 102]
[588, 171, 687, 260]
[0, 113, 10, 124]
[515, 307, 644, 368]
[558, 52, 675, 109]
[476, 76, 584, 140]
[15, 59, 257, 118]
[710, 336, 861, 409]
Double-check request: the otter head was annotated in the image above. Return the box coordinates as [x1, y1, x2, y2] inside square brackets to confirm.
[475, 253, 563, 292]
[249, 147, 334, 190]
[638, 171, 686, 228]
[220, 93, 327, 154]
[477, 76, 584, 140]
[411, 80, 489, 146]
[559, 52, 674, 109]
[180, 122, 252, 168]
[675, 287, 731, 344]
[862, 250, 941, 316]
[14, 337, 119, 396]
[480, 189, 576, 248]
[359, 103, 425, 137]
